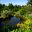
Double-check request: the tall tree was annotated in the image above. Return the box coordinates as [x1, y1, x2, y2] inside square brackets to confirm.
[0, 4, 5, 11]
[28, 0, 32, 5]
[8, 3, 14, 10]
[2, 4, 5, 8]
[0, 4, 3, 11]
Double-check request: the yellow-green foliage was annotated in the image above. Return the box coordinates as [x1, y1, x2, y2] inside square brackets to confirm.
[16, 18, 32, 29]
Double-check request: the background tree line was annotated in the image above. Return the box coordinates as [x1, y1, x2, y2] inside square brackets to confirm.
[0, 0, 32, 17]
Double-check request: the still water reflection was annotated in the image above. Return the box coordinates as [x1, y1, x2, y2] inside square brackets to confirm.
[0, 16, 20, 26]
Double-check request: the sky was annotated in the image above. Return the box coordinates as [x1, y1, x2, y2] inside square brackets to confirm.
[0, 0, 28, 6]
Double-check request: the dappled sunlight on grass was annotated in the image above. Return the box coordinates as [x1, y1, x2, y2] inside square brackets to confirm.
[16, 19, 32, 29]
[24, 19, 31, 24]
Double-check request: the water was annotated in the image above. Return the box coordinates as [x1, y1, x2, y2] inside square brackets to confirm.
[0, 16, 20, 26]
[0, 16, 21, 32]
[7, 16, 20, 26]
